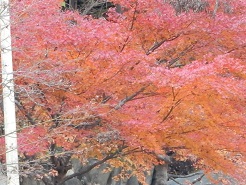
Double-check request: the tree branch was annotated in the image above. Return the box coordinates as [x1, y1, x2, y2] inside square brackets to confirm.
[166, 43, 196, 68]
[146, 34, 181, 55]
[15, 94, 36, 125]
[168, 171, 204, 178]
[161, 98, 181, 123]
[114, 86, 146, 110]
[192, 173, 205, 184]
[57, 145, 127, 185]
[213, 0, 219, 17]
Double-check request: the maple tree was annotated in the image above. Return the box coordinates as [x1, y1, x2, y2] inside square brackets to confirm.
[0, 0, 245, 184]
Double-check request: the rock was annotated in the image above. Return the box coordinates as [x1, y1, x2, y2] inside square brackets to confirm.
[145, 168, 154, 185]
[167, 171, 238, 185]
[21, 176, 45, 185]
[126, 176, 139, 185]
[64, 177, 82, 185]
[71, 158, 83, 173]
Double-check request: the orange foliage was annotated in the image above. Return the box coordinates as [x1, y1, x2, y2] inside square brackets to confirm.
[0, 0, 245, 183]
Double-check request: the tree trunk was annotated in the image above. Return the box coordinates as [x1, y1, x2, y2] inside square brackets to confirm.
[151, 164, 168, 185]
[69, 0, 77, 9]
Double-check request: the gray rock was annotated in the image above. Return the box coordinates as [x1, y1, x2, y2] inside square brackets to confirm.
[71, 158, 83, 173]
[145, 168, 154, 185]
[106, 168, 127, 185]
[64, 177, 82, 185]
[87, 163, 111, 185]
[167, 171, 238, 185]
[126, 176, 139, 185]
[21, 176, 45, 185]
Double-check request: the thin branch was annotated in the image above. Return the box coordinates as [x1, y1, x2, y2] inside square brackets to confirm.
[146, 34, 181, 55]
[172, 87, 178, 101]
[166, 43, 196, 68]
[192, 173, 205, 184]
[226, 44, 246, 54]
[168, 171, 204, 178]
[15, 94, 36, 125]
[129, 1, 138, 31]
[119, 1, 138, 52]
[165, 126, 208, 139]
[119, 36, 130, 52]
[130, 92, 160, 101]
[120, 147, 142, 156]
[161, 98, 181, 123]
[103, 62, 128, 82]
[146, 40, 166, 55]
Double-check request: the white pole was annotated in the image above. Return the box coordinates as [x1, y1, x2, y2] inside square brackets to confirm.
[0, 0, 20, 184]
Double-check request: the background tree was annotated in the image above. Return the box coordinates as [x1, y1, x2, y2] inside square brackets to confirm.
[0, 0, 245, 184]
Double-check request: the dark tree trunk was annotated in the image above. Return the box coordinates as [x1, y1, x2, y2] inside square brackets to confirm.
[69, 0, 77, 9]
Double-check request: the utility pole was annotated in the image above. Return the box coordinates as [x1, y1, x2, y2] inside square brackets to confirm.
[0, 0, 20, 184]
